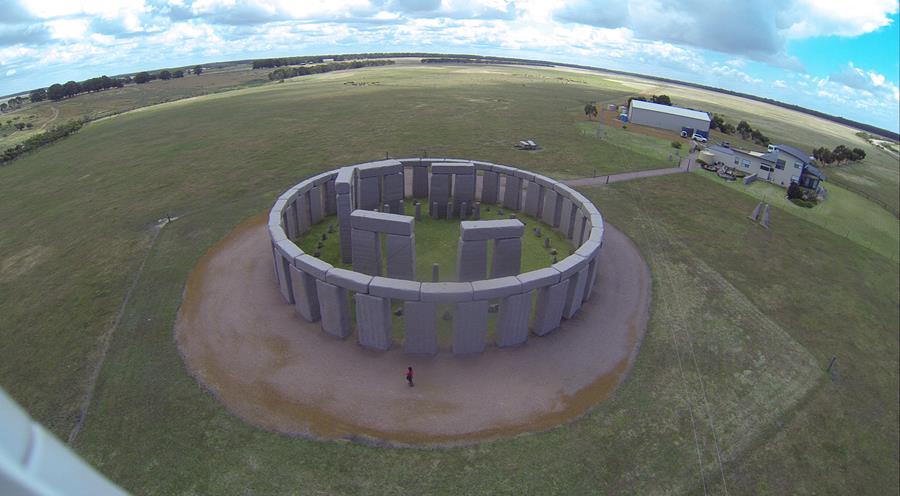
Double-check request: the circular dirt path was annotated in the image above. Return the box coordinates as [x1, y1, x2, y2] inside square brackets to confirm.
[175, 213, 651, 446]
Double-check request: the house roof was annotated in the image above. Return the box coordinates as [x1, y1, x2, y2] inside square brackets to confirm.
[804, 163, 826, 180]
[630, 100, 711, 122]
[708, 144, 734, 155]
[774, 144, 811, 164]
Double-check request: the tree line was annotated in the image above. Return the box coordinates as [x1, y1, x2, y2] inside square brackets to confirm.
[628, 94, 673, 106]
[709, 114, 771, 145]
[268, 60, 394, 81]
[420, 57, 553, 66]
[0, 119, 85, 165]
[812, 145, 866, 165]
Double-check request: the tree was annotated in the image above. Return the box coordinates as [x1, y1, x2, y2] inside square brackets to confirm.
[14, 122, 25, 130]
[193, 65, 203, 75]
[736, 120, 752, 139]
[29, 89, 47, 103]
[710, 114, 725, 130]
[626, 96, 647, 107]
[651, 94, 672, 106]
[134, 72, 151, 84]
[583, 102, 598, 120]
[750, 128, 769, 145]
[47, 83, 65, 101]
[787, 181, 803, 200]
[172, 69, 184, 78]
[721, 122, 735, 135]
[850, 147, 866, 161]
[159, 70, 172, 80]
[832, 145, 851, 164]
[0, 103, 6, 112]
[62, 81, 80, 98]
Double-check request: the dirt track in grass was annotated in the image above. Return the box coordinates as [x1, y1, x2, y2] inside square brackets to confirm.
[174, 212, 650, 446]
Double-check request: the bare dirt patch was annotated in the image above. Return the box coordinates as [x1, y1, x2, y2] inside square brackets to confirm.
[175, 213, 651, 446]
[0, 245, 51, 283]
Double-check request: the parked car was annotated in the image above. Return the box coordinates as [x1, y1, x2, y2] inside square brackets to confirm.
[691, 133, 708, 143]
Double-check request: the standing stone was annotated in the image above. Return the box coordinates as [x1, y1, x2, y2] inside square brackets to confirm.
[432, 263, 440, 282]
[541, 189, 560, 227]
[414, 202, 421, 220]
[316, 279, 351, 339]
[324, 179, 337, 215]
[453, 300, 488, 354]
[355, 294, 392, 351]
[453, 173, 476, 216]
[761, 204, 771, 228]
[497, 291, 532, 347]
[481, 171, 499, 204]
[383, 203, 391, 214]
[563, 267, 588, 319]
[532, 279, 569, 336]
[412, 166, 429, 198]
[296, 192, 312, 234]
[523, 182, 541, 217]
[460, 201, 468, 219]
[284, 205, 299, 239]
[491, 238, 522, 277]
[558, 198, 575, 238]
[404, 301, 437, 354]
[572, 210, 587, 246]
[274, 250, 294, 304]
[337, 193, 354, 263]
[289, 265, 320, 322]
[749, 202, 763, 221]
[309, 185, 323, 224]
[385, 233, 416, 280]
[583, 257, 599, 302]
[502, 175, 522, 210]
[429, 173, 451, 218]
[544, 237, 550, 248]
[431, 201, 439, 219]
[473, 202, 481, 220]
[351, 228, 381, 276]
[456, 238, 488, 281]
[382, 172, 405, 214]
[358, 175, 381, 210]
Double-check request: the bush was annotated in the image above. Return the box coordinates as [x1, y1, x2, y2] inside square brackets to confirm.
[671, 141, 682, 149]
[790, 198, 816, 208]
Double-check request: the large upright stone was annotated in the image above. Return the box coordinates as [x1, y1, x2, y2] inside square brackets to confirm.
[481, 171, 499, 204]
[385, 233, 416, 280]
[274, 249, 293, 304]
[558, 198, 574, 238]
[351, 228, 381, 276]
[355, 294, 392, 351]
[358, 175, 381, 210]
[572, 209, 587, 246]
[563, 267, 588, 319]
[308, 185, 323, 224]
[412, 165, 429, 198]
[350, 210, 414, 235]
[453, 173, 476, 217]
[541, 189, 560, 227]
[324, 179, 337, 215]
[453, 300, 488, 354]
[336, 193, 353, 263]
[316, 279, 351, 338]
[296, 192, 312, 234]
[497, 291, 532, 347]
[429, 173, 451, 218]
[283, 204, 299, 239]
[491, 237, 522, 278]
[382, 172, 404, 214]
[502, 175, 522, 210]
[289, 265, 320, 322]
[532, 279, 569, 336]
[404, 301, 437, 354]
[456, 238, 488, 281]
[460, 219, 525, 240]
[583, 257, 599, 302]
[523, 181, 541, 217]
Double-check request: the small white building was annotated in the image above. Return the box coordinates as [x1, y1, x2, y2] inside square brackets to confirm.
[706, 143, 825, 190]
[627, 100, 711, 136]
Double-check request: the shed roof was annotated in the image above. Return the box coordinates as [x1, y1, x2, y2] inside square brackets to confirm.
[630, 100, 711, 122]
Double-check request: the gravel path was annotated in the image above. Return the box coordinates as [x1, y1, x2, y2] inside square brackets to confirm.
[175, 213, 650, 446]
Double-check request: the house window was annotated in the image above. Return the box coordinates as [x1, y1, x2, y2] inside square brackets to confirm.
[760, 165, 773, 172]
[742, 159, 751, 168]
[793, 162, 802, 169]
[734, 158, 739, 165]
[776, 159, 785, 170]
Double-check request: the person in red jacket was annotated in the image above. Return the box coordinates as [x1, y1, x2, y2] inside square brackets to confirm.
[406, 366, 414, 387]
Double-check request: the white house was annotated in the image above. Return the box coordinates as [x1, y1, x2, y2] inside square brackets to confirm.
[706, 143, 825, 190]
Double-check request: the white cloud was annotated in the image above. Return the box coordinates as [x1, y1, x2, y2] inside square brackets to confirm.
[784, 0, 898, 38]
[773, 79, 787, 88]
[830, 62, 900, 101]
[47, 19, 90, 40]
[710, 63, 763, 84]
[6, 69, 16, 76]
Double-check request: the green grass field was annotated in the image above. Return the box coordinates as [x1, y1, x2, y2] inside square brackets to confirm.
[0, 63, 897, 494]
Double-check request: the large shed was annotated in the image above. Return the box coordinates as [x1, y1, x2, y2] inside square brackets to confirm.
[627, 100, 711, 135]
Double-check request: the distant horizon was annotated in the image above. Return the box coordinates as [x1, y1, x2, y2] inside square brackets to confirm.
[1, 1, 897, 132]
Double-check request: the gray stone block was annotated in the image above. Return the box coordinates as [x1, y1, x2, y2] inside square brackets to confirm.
[562, 267, 588, 319]
[583, 257, 599, 302]
[523, 181, 541, 217]
[412, 166, 429, 198]
[588, 226, 603, 243]
[541, 189, 560, 227]
[502, 175, 522, 210]
[358, 175, 381, 210]
[552, 253, 588, 279]
[497, 292, 532, 347]
[429, 172, 451, 199]
[572, 209, 587, 246]
[453, 173, 476, 207]
[296, 192, 312, 234]
[516, 267, 561, 292]
[460, 219, 525, 241]
[275, 238, 303, 262]
[336, 193, 354, 263]
[324, 179, 337, 215]
[290, 265, 320, 322]
[471, 276, 522, 299]
[369, 277, 421, 300]
[283, 205, 299, 239]
[533, 173, 555, 188]
[357, 159, 402, 177]
[456, 238, 488, 281]
[514, 169, 535, 181]
[532, 279, 569, 336]
[274, 249, 293, 304]
[491, 237, 522, 278]
[481, 171, 499, 204]
[750, 202, 762, 221]
[351, 228, 381, 276]
[349, 210, 414, 236]
[335, 167, 354, 194]
[326, 267, 372, 293]
[386, 233, 416, 280]
[558, 198, 575, 238]
[316, 279, 351, 338]
[382, 172, 404, 204]
[293, 254, 332, 280]
[355, 293, 392, 351]
[308, 185, 323, 225]
[575, 240, 602, 260]
[420, 282, 473, 302]
[431, 162, 474, 174]
[404, 301, 437, 354]
[453, 300, 488, 354]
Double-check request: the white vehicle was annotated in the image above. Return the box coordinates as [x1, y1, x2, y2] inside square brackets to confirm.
[691, 133, 708, 143]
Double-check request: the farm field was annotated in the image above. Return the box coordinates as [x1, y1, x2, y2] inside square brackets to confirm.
[0, 63, 897, 494]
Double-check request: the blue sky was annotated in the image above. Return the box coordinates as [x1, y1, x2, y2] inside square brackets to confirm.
[1, 0, 898, 132]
